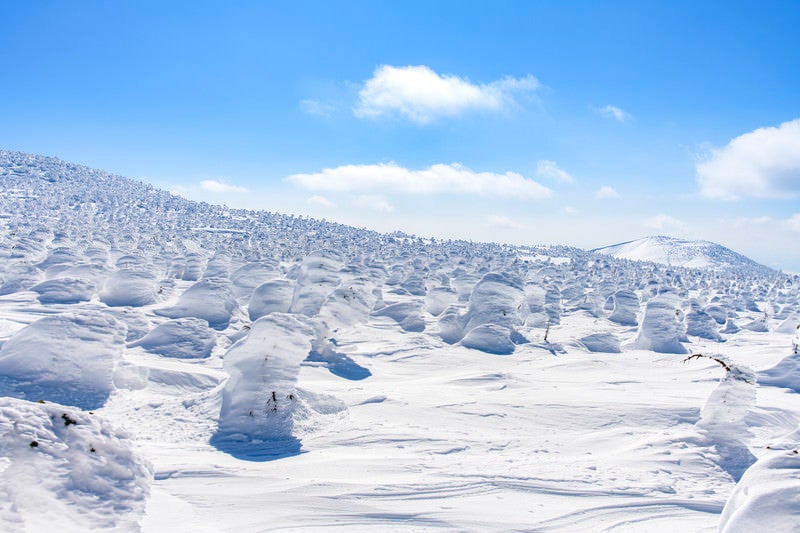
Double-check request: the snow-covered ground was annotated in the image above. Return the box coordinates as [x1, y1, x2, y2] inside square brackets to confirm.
[1, 150, 799, 531]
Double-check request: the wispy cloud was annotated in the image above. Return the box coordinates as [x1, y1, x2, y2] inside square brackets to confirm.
[697, 118, 800, 200]
[536, 160, 574, 183]
[597, 104, 631, 122]
[352, 194, 394, 213]
[486, 214, 524, 230]
[595, 185, 620, 199]
[306, 195, 337, 208]
[300, 99, 336, 118]
[200, 179, 248, 193]
[286, 162, 552, 199]
[724, 216, 774, 228]
[785, 214, 800, 232]
[644, 214, 687, 234]
[354, 65, 540, 123]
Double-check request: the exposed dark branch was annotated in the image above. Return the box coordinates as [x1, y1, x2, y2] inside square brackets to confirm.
[683, 353, 731, 372]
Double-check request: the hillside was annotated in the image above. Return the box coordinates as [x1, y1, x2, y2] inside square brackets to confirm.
[592, 236, 774, 274]
[0, 150, 799, 531]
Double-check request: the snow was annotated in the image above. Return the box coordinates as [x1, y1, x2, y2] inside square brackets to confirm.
[213, 313, 317, 456]
[608, 289, 639, 326]
[155, 278, 238, 330]
[0, 312, 125, 410]
[128, 318, 216, 359]
[719, 435, 800, 531]
[1, 150, 800, 531]
[99, 269, 159, 307]
[631, 293, 689, 354]
[0, 397, 152, 532]
[592, 235, 774, 274]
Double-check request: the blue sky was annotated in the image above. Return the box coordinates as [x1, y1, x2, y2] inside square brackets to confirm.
[2, 1, 800, 270]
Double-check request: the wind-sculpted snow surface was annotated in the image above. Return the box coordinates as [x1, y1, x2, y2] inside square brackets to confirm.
[0, 312, 124, 410]
[719, 429, 800, 532]
[0, 398, 152, 532]
[1, 150, 800, 530]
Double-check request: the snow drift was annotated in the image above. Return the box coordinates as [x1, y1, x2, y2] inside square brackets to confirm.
[0, 312, 125, 410]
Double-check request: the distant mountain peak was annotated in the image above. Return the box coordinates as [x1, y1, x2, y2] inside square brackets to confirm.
[591, 235, 773, 273]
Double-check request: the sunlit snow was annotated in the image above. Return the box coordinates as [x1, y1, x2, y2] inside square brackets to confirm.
[1, 150, 799, 531]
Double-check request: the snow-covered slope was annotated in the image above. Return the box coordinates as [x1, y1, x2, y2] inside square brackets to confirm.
[592, 235, 773, 273]
[1, 150, 799, 531]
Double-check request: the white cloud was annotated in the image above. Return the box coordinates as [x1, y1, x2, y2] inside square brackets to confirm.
[644, 214, 688, 234]
[564, 206, 578, 214]
[486, 214, 524, 230]
[595, 185, 620, 199]
[536, 160, 574, 183]
[785, 213, 800, 232]
[597, 104, 631, 122]
[697, 118, 800, 200]
[300, 99, 336, 118]
[724, 216, 774, 228]
[285, 162, 552, 199]
[352, 194, 394, 213]
[354, 65, 540, 123]
[199, 179, 248, 193]
[306, 195, 337, 208]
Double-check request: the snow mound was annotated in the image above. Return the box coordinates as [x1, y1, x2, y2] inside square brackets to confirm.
[372, 301, 426, 332]
[289, 252, 342, 316]
[318, 280, 377, 330]
[0, 397, 151, 532]
[213, 313, 316, 456]
[685, 308, 722, 341]
[462, 273, 527, 332]
[608, 289, 639, 326]
[759, 352, 800, 393]
[776, 316, 800, 334]
[248, 279, 294, 321]
[631, 293, 688, 354]
[230, 261, 278, 298]
[742, 316, 769, 332]
[461, 324, 516, 355]
[425, 286, 457, 316]
[128, 318, 216, 359]
[0, 312, 125, 410]
[692, 354, 756, 481]
[447, 272, 527, 353]
[31, 277, 96, 304]
[580, 333, 621, 353]
[719, 444, 800, 532]
[156, 278, 238, 330]
[99, 269, 158, 307]
[0, 264, 43, 295]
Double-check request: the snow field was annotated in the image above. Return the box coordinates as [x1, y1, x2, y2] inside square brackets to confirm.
[0, 151, 800, 530]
